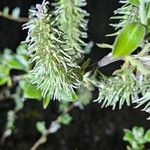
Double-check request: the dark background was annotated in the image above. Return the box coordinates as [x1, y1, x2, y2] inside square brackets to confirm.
[0, 0, 149, 150]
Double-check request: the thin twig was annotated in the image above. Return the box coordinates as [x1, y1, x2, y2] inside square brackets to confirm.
[0, 11, 29, 23]
[0, 86, 25, 145]
[30, 132, 49, 150]
[0, 108, 19, 145]
[31, 102, 78, 150]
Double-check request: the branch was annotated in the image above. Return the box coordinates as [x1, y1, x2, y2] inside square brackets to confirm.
[30, 131, 49, 150]
[30, 102, 78, 150]
[0, 99, 24, 145]
[0, 78, 25, 145]
[98, 53, 122, 67]
[0, 11, 29, 23]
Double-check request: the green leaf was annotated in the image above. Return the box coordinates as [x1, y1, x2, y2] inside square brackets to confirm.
[36, 122, 46, 134]
[71, 92, 78, 101]
[147, 3, 150, 27]
[0, 64, 11, 86]
[6, 54, 29, 71]
[124, 129, 134, 142]
[82, 58, 91, 71]
[97, 43, 113, 49]
[0, 64, 10, 75]
[58, 114, 72, 125]
[128, 0, 139, 6]
[14, 55, 29, 70]
[3, 48, 29, 71]
[0, 77, 10, 86]
[132, 127, 144, 138]
[113, 22, 146, 57]
[2, 7, 9, 16]
[7, 56, 24, 70]
[20, 80, 41, 99]
[43, 96, 51, 109]
[145, 130, 150, 142]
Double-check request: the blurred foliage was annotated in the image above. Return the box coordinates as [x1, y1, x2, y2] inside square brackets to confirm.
[124, 126, 150, 150]
[58, 113, 73, 125]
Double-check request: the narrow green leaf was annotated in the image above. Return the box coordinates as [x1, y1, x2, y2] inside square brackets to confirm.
[43, 96, 51, 109]
[113, 22, 146, 57]
[82, 58, 91, 71]
[71, 92, 78, 101]
[97, 43, 113, 49]
[147, 3, 150, 27]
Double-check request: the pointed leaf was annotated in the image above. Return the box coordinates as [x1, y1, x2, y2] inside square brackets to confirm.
[43, 95, 51, 109]
[113, 22, 146, 57]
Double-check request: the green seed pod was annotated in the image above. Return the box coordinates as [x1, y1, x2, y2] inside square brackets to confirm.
[113, 22, 146, 58]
